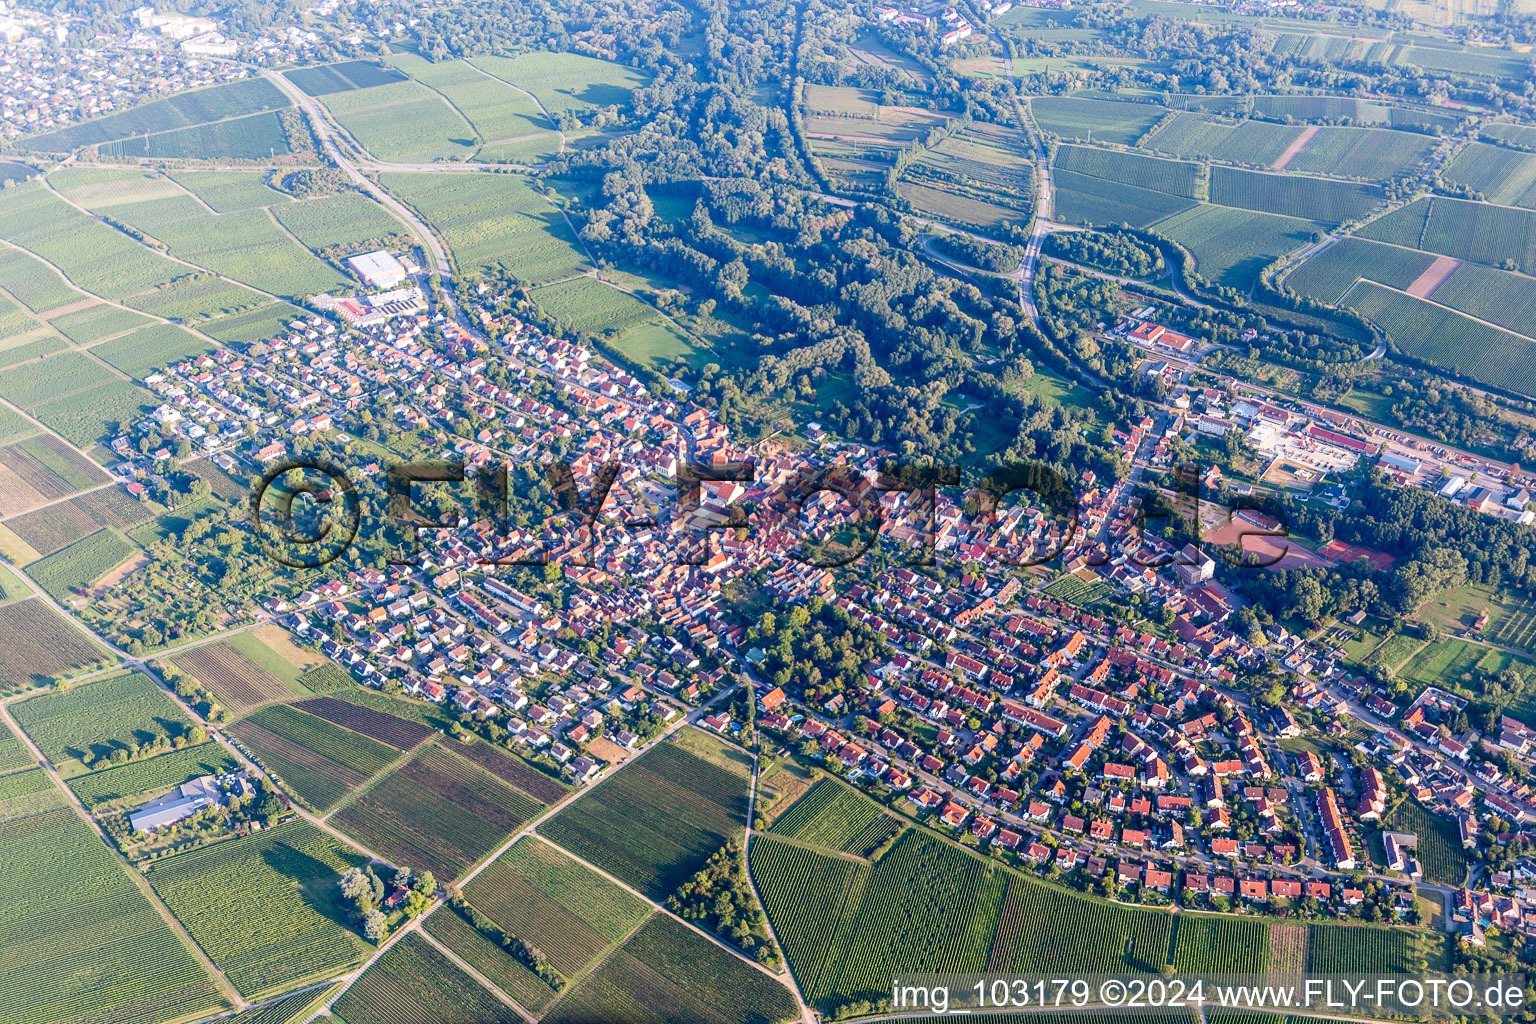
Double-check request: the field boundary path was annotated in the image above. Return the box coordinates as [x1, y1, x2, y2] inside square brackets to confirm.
[416, 926, 536, 1023]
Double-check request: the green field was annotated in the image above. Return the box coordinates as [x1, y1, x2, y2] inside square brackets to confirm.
[1306, 923, 1414, 972]
[1210, 166, 1381, 224]
[1, 432, 109, 494]
[106, 196, 347, 300]
[331, 930, 522, 1024]
[45, 303, 153, 344]
[0, 718, 33, 776]
[1383, 799, 1469, 886]
[147, 819, 370, 998]
[1141, 113, 1304, 166]
[0, 766, 65, 820]
[1169, 914, 1270, 973]
[321, 79, 480, 164]
[1155, 204, 1323, 290]
[423, 907, 562, 1011]
[539, 739, 748, 900]
[23, 527, 135, 600]
[286, 60, 409, 96]
[0, 806, 224, 1024]
[273, 193, 412, 252]
[17, 78, 290, 153]
[1346, 280, 1536, 398]
[98, 111, 293, 160]
[91, 322, 214, 377]
[331, 742, 544, 881]
[380, 171, 587, 283]
[767, 779, 902, 856]
[227, 703, 402, 813]
[1033, 97, 1167, 145]
[0, 350, 120, 407]
[1426, 261, 1536, 339]
[1357, 196, 1536, 275]
[126, 273, 267, 322]
[0, 185, 182, 298]
[31, 378, 157, 448]
[1367, 631, 1426, 672]
[755, 827, 1172, 1014]
[1284, 125, 1436, 180]
[541, 913, 799, 1024]
[168, 171, 291, 213]
[1043, 573, 1115, 605]
[1283, 237, 1436, 304]
[0, 247, 82, 314]
[462, 836, 650, 993]
[11, 669, 193, 772]
[200, 302, 308, 344]
[469, 51, 650, 115]
[67, 742, 240, 810]
[1443, 142, 1536, 209]
[1399, 637, 1487, 688]
[385, 54, 560, 164]
[1056, 145, 1202, 196]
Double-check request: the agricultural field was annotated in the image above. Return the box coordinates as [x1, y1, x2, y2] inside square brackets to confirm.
[1283, 125, 1436, 180]
[985, 873, 1172, 975]
[380, 171, 587, 283]
[45, 303, 153, 344]
[147, 819, 371, 998]
[67, 741, 239, 811]
[423, 907, 563, 1011]
[452, 737, 572, 803]
[0, 766, 65, 820]
[1383, 799, 1469, 886]
[98, 111, 294, 160]
[2, 432, 109, 495]
[385, 54, 560, 164]
[106, 196, 347, 299]
[331, 931, 522, 1024]
[1442, 141, 1536, 209]
[463, 836, 650, 992]
[221, 984, 340, 1024]
[898, 122, 1034, 228]
[768, 778, 903, 856]
[31, 378, 158, 448]
[1344, 281, 1536, 398]
[0, 598, 111, 692]
[749, 834, 861, 983]
[320, 79, 480, 164]
[286, 60, 409, 96]
[469, 51, 651, 116]
[542, 914, 799, 1024]
[1366, 631, 1425, 672]
[200, 301, 308, 344]
[1056, 145, 1202, 197]
[1140, 113, 1305, 166]
[125, 273, 267, 323]
[1357, 196, 1536, 275]
[1426, 261, 1536, 339]
[176, 641, 302, 715]
[16, 77, 290, 153]
[1154, 204, 1323, 290]
[167, 171, 290, 213]
[540, 739, 748, 900]
[1168, 914, 1269, 974]
[11, 669, 193, 773]
[1032, 97, 1167, 145]
[0, 350, 120, 407]
[1282, 237, 1436, 304]
[227, 702, 402, 812]
[272, 193, 413, 252]
[533, 276, 657, 336]
[23, 527, 136, 600]
[1306, 923, 1414, 973]
[1209, 166, 1382, 224]
[1052, 167, 1196, 229]
[289, 695, 434, 749]
[331, 742, 543, 880]
[0, 806, 225, 1024]
[1399, 637, 1488, 688]
[0, 718, 33, 776]
[90, 322, 214, 378]
[0, 247, 82, 314]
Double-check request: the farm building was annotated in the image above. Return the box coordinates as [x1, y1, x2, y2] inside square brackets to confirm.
[129, 774, 227, 832]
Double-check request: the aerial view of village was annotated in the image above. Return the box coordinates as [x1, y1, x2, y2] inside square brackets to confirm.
[5, 0, 1536, 1021]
